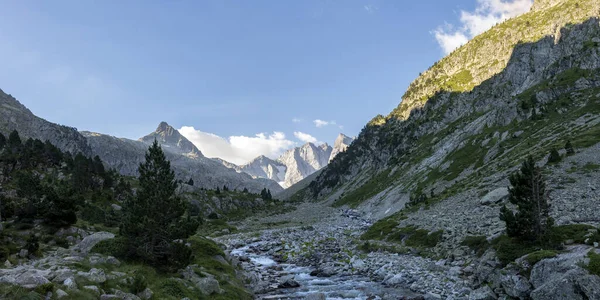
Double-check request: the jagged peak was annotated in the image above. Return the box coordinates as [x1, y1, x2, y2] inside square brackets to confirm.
[140, 122, 203, 158]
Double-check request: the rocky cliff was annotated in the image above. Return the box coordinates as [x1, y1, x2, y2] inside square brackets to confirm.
[0, 89, 92, 156]
[217, 134, 353, 189]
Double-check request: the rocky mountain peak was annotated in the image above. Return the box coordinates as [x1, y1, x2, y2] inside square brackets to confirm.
[140, 122, 203, 158]
[329, 133, 354, 162]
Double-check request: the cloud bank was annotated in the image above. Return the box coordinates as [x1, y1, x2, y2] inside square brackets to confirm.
[294, 131, 318, 144]
[433, 0, 533, 54]
[179, 126, 296, 165]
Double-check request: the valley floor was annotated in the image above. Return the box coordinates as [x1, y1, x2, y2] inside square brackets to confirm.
[217, 202, 472, 300]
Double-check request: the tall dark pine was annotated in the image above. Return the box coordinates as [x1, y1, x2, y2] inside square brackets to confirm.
[500, 157, 552, 241]
[0, 132, 6, 149]
[120, 140, 198, 270]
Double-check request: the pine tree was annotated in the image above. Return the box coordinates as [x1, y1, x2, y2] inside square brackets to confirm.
[260, 188, 267, 200]
[242, 187, 249, 193]
[187, 178, 194, 186]
[7, 130, 21, 151]
[500, 157, 553, 241]
[215, 187, 221, 194]
[223, 185, 229, 192]
[547, 148, 561, 163]
[120, 140, 198, 270]
[267, 189, 272, 200]
[0, 132, 6, 149]
[565, 140, 575, 155]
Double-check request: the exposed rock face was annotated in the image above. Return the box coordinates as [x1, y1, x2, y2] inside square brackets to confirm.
[0, 89, 92, 156]
[277, 143, 332, 188]
[217, 136, 353, 188]
[222, 155, 287, 185]
[140, 122, 202, 158]
[83, 124, 283, 194]
[329, 133, 354, 162]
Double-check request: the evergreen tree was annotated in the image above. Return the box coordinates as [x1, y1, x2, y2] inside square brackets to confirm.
[223, 185, 229, 192]
[267, 189, 272, 200]
[0, 132, 5, 149]
[547, 148, 561, 163]
[242, 187, 249, 193]
[187, 178, 194, 186]
[7, 130, 21, 151]
[120, 140, 198, 270]
[500, 157, 552, 241]
[215, 187, 221, 194]
[260, 188, 267, 200]
[565, 140, 575, 155]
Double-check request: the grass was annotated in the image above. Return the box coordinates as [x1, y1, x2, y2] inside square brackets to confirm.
[333, 169, 394, 208]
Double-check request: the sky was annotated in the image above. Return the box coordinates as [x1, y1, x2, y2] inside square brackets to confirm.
[0, 0, 532, 165]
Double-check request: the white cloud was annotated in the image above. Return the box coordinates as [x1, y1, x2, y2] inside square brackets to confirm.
[292, 117, 303, 123]
[364, 4, 378, 14]
[313, 119, 337, 128]
[179, 126, 296, 165]
[433, 0, 533, 54]
[294, 131, 318, 144]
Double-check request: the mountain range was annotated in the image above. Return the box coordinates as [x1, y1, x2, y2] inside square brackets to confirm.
[0, 92, 282, 194]
[215, 133, 353, 188]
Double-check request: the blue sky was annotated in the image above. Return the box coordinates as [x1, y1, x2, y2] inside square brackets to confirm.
[0, 0, 532, 164]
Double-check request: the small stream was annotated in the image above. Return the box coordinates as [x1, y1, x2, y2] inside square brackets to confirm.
[231, 243, 414, 300]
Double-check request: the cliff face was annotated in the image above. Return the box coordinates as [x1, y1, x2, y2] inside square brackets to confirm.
[0, 89, 92, 156]
[305, 2, 600, 226]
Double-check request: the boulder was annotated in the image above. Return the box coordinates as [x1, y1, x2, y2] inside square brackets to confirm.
[480, 188, 509, 205]
[73, 232, 115, 254]
[78, 268, 106, 283]
[500, 274, 532, 298]
[63, 277, 78, 290]
[469, 285, 497, 300]
[137, 288, 153, 300]
[531, 268, 600, 300]
[14, 269, 51, 288]
[181, 266, 223, 295]
[278, 279, 300, 288]
[529, 245, 590, 288]
[55, 289, 68, 299]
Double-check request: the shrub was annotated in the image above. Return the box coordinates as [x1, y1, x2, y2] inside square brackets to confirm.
[547, 148, 561, 163]
[586, 251, 600, 276]
[525, 250, 557, 266]
[91, 237, 128, 258]
[405, 229, 443, 248]
[130, 273, 148, 295]
[360, 218, 398, 240]
[461, 236, 490, 255]
[492, 235, 539, 266]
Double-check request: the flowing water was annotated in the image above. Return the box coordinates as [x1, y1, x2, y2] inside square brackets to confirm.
[231, 243, 414, 300]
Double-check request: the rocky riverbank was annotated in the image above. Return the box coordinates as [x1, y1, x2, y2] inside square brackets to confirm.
[217, 209, 472, 299]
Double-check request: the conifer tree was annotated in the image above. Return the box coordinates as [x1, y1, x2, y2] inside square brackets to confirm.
[243, 187, 249, 193]
[187, 178, 194, 186]
[547, 148, 561, 163]
[500, 157, 553, 241]
[7, 130, 21, 150]
[565, 140, 575, 155]
[120, 140, 198, 270]
[0, 132, 6, 149]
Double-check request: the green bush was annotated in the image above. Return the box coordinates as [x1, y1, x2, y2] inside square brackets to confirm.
[360, 218, 398, 240]
[189, 236, 224, 257]
[91, 237, 128, 258]
[586, 251, 600, 276]
[461, 236, 490, 255]
[130, 273, 148, 294]
[549, 224, 596, 245]
[34, 283, 54, 295]
[405, 229, 443, 248]
[525, 250, 557, 266]
[0, 246, 9, 262]
[492, 235, 540, 266]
